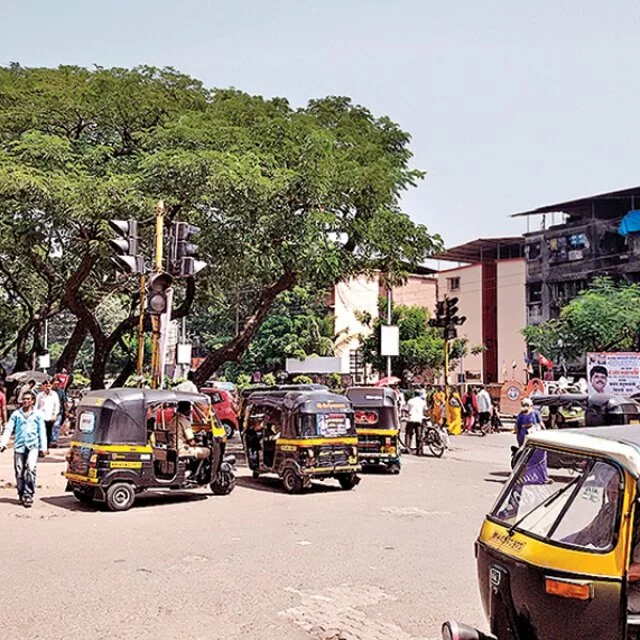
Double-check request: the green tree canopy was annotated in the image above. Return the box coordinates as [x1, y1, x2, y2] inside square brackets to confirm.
[359, 299, 470, 381]
[522, 278, 640, 363]
[0, 64, 442, 387]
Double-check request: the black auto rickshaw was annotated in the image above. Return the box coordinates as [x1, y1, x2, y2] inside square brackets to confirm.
[64, 388, 236, 511]
[344, 386, 401, 473]
[442, 425, 640, 640]
[531, 393, 640, 429]
[240, 388, 360, 493]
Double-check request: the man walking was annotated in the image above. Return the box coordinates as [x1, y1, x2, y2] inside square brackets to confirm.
[476, 385, 493, 432]
[51, 378, 68, 444]
[405, 390, 427, 454]
[36, 380, 60, 447]
[0, 391, 48, 507]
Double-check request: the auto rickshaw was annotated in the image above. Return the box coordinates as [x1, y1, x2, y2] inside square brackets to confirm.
[531, 393, 640, 429]
[64, 388, 236, 511]
[240, 388, 360, 493]
[442, 425, 640, 640]
[344, 386, 401, 473]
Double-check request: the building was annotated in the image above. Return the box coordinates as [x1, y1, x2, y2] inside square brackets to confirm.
[330, 268, 437, 382]
[435, 238, 527, 384]
[514, 186, 640, 325]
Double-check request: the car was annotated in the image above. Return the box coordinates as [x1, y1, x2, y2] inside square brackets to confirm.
[200, 387, 238, 439]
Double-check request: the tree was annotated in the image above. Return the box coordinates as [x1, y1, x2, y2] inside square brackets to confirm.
[0, 64, 442, 387]
[522, 278, 640, 363]
[359, 299, 469, 381]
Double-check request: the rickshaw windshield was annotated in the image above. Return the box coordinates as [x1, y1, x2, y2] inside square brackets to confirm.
[298, 413, 354, 437]
[492, 447, 623, 552]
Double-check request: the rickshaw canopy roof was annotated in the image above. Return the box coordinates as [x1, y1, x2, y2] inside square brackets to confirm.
[245, 389, 352, 414]
[345, 386, 397, 407]
[75, 388, 211, 445]
[527, 425, 640, 479]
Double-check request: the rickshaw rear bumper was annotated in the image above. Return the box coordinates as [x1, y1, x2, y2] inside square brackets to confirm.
[441, 621, 497, 640]
[301, 464, 361, 476]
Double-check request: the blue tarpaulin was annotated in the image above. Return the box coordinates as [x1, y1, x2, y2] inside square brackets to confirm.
[619, 210, 640, 236]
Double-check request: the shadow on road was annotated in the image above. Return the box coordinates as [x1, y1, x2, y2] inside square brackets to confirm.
[236, 475, 345, 495]
[0, 496, 22, 506]
[41, 491, 210, 512]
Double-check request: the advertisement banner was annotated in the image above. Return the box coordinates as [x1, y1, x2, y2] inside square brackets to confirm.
[587, 352, 640, 396]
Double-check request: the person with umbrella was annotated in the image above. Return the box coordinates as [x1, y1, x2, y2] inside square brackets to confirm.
[0, 390, 48, 507]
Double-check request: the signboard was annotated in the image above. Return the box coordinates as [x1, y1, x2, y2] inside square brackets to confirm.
[500, 379, 526, 415]
[286, 356, 341, 374]
[587, 352, 640, 396]
[526, 378, 545, 396]
[380, 325, 399, 357]
[176, 344, 192, 365]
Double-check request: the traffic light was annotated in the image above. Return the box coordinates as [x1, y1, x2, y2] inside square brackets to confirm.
[170, 222, 207, 278]
[147, 273, 173, 315]
[429, 300, 447, 327]
[108, 220, 144, 275]
[429, 297, 466, 338]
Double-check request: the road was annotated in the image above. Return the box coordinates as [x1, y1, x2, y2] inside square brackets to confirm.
[0, 432, 514, 640]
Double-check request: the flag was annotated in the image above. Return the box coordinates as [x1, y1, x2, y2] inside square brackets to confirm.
[538, 354, 554, 370]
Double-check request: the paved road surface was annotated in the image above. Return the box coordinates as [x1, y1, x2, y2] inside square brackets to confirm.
[0, 432, 514, 640]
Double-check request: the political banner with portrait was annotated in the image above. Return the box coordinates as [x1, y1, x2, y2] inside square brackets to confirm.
[587, 352, 640, 397]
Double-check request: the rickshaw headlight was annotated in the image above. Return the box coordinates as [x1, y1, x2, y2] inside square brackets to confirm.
[385, 437, 392, 446]
[306, 448, 315, 458]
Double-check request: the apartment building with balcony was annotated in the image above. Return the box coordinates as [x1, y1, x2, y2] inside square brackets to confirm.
[515, 186, 640, 325]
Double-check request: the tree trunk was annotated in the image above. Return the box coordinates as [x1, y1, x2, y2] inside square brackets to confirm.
[14, 323, 34, 372]
[56, 322, 89, 372]
[193, 271, 297, 386]
[112, 359, 136, 388]
[90, 339, 109, 390]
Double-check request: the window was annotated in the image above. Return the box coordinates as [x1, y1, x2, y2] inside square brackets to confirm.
[78, 412, 96, 433]
[447, 277, 460, 291]
[528, 283, 542, 304]
[525, 242, 541, 261]
[492, 449, 621, 552]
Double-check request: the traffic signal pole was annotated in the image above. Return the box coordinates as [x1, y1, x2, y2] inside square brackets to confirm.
[150, 201, 165, 389]
[136, 274, 146, 383]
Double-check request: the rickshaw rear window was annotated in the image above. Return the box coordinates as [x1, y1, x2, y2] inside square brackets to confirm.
[492, 448, 622, 552]
[298, 413, 353, 437]
[78, 412, 96, 433]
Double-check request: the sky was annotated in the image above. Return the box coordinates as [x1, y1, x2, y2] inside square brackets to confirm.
[3, 0, 640, 248]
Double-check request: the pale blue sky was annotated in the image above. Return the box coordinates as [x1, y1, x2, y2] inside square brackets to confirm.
[3, 0, 640, 247]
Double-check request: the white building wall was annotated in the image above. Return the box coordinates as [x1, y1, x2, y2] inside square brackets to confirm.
[333, 276, 380, 374]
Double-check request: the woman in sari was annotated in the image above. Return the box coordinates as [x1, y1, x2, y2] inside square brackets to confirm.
[446, 387, 463, 435]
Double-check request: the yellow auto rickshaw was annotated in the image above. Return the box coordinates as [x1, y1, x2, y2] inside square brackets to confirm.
[345, 386, 401, 473]
[240, 387, 360, 493]
[64, 388, 236, 511]
[442, 425, 640, 640]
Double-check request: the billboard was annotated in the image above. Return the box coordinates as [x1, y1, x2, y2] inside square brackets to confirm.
[587, 352, 640, 396]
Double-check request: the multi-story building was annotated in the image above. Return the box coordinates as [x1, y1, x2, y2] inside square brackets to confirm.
[435, 238, 527, 384]
[515, 186, 640, 325]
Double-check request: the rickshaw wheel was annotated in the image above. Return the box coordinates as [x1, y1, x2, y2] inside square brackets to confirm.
[282, 469, 303, 494]
[337, 473, 359, 490]
[73, 488, 93, 504]
[106, 482, 136, 512]
[211, 466, 236, 495]
[388, 463, 401, 475]
[252, 471, 260, 480]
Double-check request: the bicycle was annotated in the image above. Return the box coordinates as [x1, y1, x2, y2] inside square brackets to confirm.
[416, 418, 450, 458]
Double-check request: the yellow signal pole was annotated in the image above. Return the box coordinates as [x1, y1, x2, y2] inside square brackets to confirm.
[150, 200, 165, 389]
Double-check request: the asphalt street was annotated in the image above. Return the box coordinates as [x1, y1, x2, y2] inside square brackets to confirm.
[0, 432, 515, 640]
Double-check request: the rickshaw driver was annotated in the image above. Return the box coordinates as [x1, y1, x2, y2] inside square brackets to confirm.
[167, 401, 210, 460]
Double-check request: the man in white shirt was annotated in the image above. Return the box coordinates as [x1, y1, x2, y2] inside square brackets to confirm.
[405, 391, 427, 454]
[174, 371, 198, 394]
[36, 380, 61, 448]
[476, 385, 493, 431]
